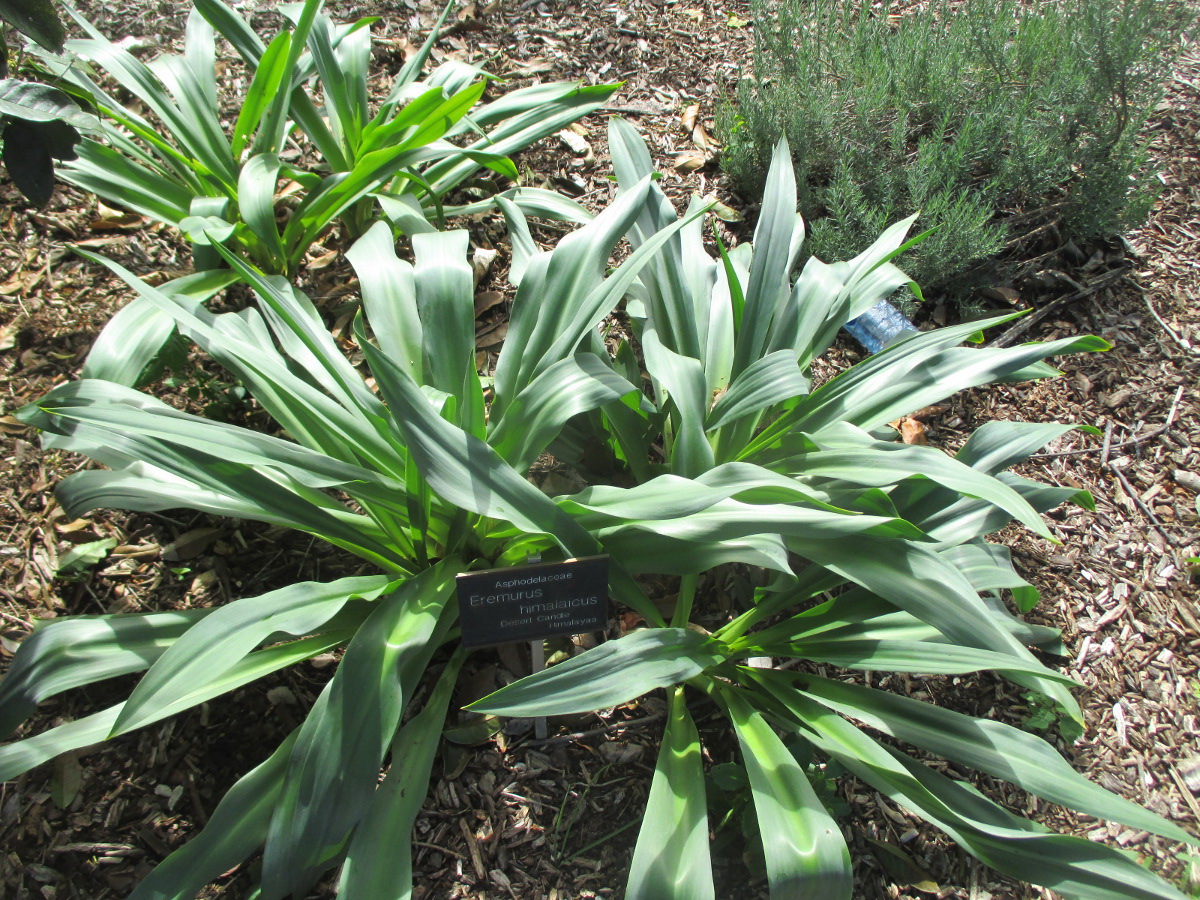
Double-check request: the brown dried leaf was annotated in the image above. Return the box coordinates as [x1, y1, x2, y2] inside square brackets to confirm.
[681, 103, 700, 133]
[475, 321, 508, 348]
[888, 416, 928, 445]
[474, 290, 505, 317]
[161, 527, 221, 562]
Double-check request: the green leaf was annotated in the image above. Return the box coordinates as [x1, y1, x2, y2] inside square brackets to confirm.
[260, 562, 458, 898]
[129, 730, 299, 900]
[0, 634, 341, 782]
[760, 640, 1076, 684]
[82, 270, 239, 386]
[358, 331, 605, 556]
[468, 628, 725, 717]
[706, 351, 810, 433]
[0, 0, 65, 51]
[732, 138, 803, 378]
[3, 118, 56, 205]
[488, 355, 639, 472]
[337, 648, 465, 898]
[762, 687, 1191, 900]
[626, 687, 715, 900]
[0, 609, 212, 739]
[721, 686, 852, 899]
[55, 537, 117, 578]
[787, 672, 1194, 844]
[113, 575, 393, 736]
[0, 79, 96, 128]
[231, 30, 292, 158]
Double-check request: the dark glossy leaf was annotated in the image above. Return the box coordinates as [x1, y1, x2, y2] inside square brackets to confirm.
[0, 0, 65, 52]
[3, 118, 54, 205]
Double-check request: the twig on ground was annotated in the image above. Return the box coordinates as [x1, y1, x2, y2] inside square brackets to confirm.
[986, 267, 1128, 348]
[1143, 295, 1191, 351]
[1109, 461, 1174, 548]
[525, 711, 664, 748]
[1034, 385, 1184, 459]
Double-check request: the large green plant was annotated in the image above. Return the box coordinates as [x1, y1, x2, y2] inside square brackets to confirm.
[49, 0, 611, 275]
[3, 124, 1190, 898]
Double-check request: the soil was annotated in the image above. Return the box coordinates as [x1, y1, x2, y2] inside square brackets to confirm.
[1, 1, 1199, 899]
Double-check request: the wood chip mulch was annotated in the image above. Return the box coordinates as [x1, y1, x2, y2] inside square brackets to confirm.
[1, 1, 1198, 898]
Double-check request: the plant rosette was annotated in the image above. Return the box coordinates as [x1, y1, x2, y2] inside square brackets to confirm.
[50, 0, 608, 276]
[3, 122, 1192, 899]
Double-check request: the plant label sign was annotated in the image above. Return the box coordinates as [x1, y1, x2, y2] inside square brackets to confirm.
[456, 556, 609, 648]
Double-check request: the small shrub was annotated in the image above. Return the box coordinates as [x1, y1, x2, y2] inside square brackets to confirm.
[720, 0, 1194, 293]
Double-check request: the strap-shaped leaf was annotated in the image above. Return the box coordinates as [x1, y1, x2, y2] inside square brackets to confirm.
[763, 640, 1076, 683]
[347, 220, 424, 381]
[765, 687, 1194, 900]
[626, 687, 715, 900]
[0, 609, 210, 738]
[593, 528, 791, 577]
[421, 81, 620, 196]
[731, 139, 802, 378]
[237, 154, 287, 270]
[114, 575, 392, 735]
[494, 174, 655, 406]
[82, 270, 239, 387]
[359, 331, 603, 553]
[776, 431, 1053, 539]
[558, 465, 847, 528]
[722, 687, 853, 899]
[0, 634, 343, 783]
[939, 541, 1034, 593]
[785, 535, 1083, 730]
[736, 585, 1062, 654]
[128, 730, 299, 900]
[337, 649, 465, 897]
[261, 562, 458, 899]
[786, 672, 1194, 844]
[77, 249, 399, 471]
[793, 333, 1110, 437]
[642, 325, 714, 477]
[488, 355, 639, 472]
[62, 140, 194, 224]
[468, 628, 725, 717]
[412, 229, 483, 433]
[706, 350, 811, 433]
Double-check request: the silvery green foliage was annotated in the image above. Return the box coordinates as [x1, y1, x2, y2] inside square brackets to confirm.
[52, 0, 608, 276]
[3, 122, 1190, 898]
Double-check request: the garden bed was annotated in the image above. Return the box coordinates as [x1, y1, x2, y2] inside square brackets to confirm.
[1, 1, 1198, 898]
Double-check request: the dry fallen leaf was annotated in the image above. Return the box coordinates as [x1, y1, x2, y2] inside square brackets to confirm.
[472, 247, 498, 285]
[307, 249, 339, 270]
[473, 290, 505, 317]
[888, 415, 928, 445]
[673, 152, 707, 173]
[557, 129, 594, 163]
[475, 321, 508, 348]
[681, 103, 700, 133]
[89, 203, 147, 232]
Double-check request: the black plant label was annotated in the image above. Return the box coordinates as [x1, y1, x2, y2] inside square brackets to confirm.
[456, 556, 609, 648]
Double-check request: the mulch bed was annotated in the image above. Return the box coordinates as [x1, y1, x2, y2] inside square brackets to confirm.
[1, 1, 1198, 898]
